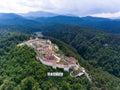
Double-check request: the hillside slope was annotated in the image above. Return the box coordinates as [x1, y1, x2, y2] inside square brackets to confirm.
[0, 34, 120, 90]
[42, 24, 120, 78]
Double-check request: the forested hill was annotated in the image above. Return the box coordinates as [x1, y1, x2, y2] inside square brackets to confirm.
[0, 32, 120, 90]
[42, 24, 120, 78]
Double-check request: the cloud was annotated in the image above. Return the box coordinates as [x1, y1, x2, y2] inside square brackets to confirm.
[91, 12, 120, 18]
[0, 0, 120, 18]
[48, 0, 120, 16]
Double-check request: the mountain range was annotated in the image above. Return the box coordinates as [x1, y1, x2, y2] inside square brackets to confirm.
[0, 11, 120, 33]
[21, 11, 58, 18]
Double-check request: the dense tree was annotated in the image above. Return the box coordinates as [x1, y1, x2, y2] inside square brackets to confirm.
[43, 24, 120, 78]
[0, 30, 120, 89]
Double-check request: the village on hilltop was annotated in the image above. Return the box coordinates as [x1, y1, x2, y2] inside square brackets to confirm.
[18, 36, 91, 80]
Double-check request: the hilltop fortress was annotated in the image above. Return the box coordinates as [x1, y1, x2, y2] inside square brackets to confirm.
[25, 37, 79, 72]
[18, 37, 92, 80]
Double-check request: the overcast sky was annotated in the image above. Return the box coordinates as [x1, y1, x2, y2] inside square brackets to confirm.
[0, 0, 120, 18]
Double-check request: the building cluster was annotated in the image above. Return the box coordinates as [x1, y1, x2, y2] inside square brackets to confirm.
[25, 37, 79, 72]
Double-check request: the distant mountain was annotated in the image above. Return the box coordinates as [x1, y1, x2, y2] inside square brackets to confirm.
[21, 11, 58, 18]
[0, 13, 42, 32]
[33, 15, 120, 33]
[0, 13, 24, 20]
[0, 13, 24, 25]
[1, 12, 120, 33]
[81, 16, 110, 21]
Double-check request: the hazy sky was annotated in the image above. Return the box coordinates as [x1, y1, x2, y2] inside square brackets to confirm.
[0, 0, 120, 18]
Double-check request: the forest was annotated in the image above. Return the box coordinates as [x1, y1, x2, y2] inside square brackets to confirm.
[42, 23, 120, 78]
[0, 31, 120, 90]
